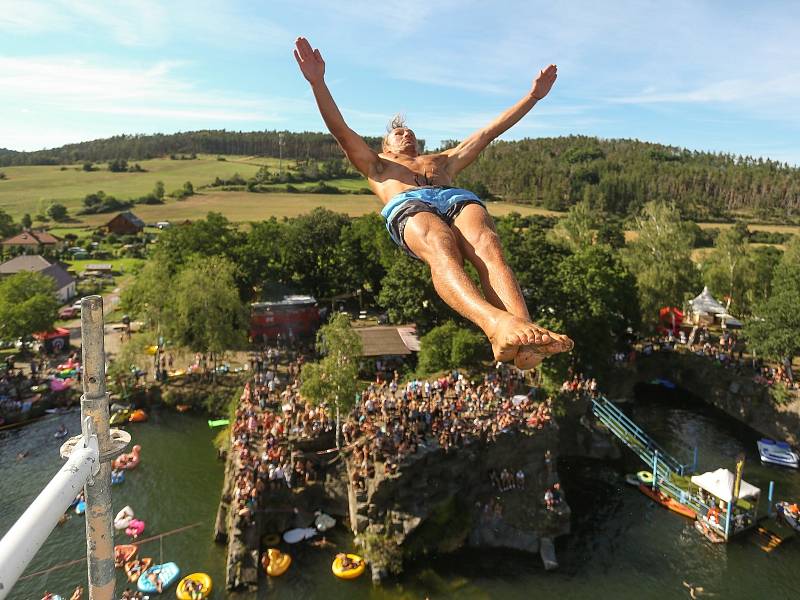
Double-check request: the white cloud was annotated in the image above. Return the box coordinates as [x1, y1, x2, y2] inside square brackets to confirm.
[0, 56, 294, 119]
[0, 55, 315, 150]
[0, 0, 291, 49]
[0, 0, 71, 32]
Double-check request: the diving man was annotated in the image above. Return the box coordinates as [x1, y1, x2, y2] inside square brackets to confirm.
[294, 37, 572, 368]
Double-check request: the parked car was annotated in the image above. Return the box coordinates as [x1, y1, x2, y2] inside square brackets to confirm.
[156, 221, 171, 230]
[58, 306, 79, 319]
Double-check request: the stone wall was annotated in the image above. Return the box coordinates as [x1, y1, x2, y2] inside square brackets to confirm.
[606, 352, 800, 444]
[348, 425, 570, 578]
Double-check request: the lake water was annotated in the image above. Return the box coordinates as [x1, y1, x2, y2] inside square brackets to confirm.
[2, 396, 798, 600]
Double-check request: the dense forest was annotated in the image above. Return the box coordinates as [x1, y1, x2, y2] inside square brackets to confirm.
[0, 130, 390, 166]
[2, 131, 799, 219]
[455, 136, 800, 219]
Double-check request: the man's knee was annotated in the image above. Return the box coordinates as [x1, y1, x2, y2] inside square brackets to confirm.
[472, 229, 505, 265]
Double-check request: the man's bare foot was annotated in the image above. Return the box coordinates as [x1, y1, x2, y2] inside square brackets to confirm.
[489, 314, 572, 363]
[515, 333, 574, 370]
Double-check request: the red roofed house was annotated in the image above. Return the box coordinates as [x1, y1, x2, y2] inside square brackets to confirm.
[1, 230, 62, 252]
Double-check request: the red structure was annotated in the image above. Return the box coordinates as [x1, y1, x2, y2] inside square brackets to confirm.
[33, 327, 71, 354]
[249, 295, 321, 341]
[658, 306, 684, 334]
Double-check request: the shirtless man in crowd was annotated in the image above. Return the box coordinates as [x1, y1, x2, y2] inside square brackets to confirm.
[294, 37, 573, 368]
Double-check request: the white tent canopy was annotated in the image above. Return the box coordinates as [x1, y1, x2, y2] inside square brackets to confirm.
[690, 286, 728, 317]
[690, 468, 761, 501]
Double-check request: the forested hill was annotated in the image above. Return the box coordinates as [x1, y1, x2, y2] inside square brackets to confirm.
[454, 136, 800, 219]
[2, 131, 799, 218]
[0, 130, 387, 167]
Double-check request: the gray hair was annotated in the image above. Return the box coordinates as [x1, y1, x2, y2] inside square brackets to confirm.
[386, 113, 407, 133]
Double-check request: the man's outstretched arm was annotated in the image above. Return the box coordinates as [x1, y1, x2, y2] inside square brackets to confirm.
[444, 65, 558, 177]
[294, 37, 378, 176]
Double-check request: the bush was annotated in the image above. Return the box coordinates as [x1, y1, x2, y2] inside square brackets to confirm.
[308, 181, 341, 194]
[418, 322, 459, 373]
[749, 230, 793, 244]
[108, 159, 128, 172]
[450, 328, 488, 366]
[47, 203, 69, 222]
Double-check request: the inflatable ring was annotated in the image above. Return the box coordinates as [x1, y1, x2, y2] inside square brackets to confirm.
[637, 470, 654, 484]
[262, 549, 291, 577]
[332, 554, 365, 580]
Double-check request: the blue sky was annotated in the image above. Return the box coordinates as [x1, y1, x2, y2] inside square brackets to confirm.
[1, 1, 799, 164]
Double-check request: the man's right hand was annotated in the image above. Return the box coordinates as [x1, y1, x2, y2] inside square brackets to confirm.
[294, 37, 325, 84]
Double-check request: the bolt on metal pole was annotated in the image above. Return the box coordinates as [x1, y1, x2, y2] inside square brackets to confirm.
[80, 295, 115, 600]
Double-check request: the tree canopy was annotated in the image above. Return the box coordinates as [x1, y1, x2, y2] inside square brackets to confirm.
[0, 272, 58, 340]
[300, 312, 363, 413]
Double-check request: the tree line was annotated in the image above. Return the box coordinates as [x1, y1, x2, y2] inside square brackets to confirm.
[0, 130, 388, 166]
[455, 136, 800, 219]
[5, 201, 797, 382]
[3, 131, 799, 218]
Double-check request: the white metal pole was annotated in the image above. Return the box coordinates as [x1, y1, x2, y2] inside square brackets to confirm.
[0, 444, 98, 599]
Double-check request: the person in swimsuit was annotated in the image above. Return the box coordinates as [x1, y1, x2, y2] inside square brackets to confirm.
[294, 37, 573, 369]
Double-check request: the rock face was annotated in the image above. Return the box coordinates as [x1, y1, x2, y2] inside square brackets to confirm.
[347, 425, 570, 575]
[607, 352, 800, 444]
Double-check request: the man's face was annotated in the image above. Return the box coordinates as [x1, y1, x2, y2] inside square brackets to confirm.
[385, 127, 418, 154]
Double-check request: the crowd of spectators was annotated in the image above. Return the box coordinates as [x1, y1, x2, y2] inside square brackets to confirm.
[1, 351, 79, 426]
[343, 364, 555, 493]
[227, 348, 332, 529]
[623, 326, 798, 393]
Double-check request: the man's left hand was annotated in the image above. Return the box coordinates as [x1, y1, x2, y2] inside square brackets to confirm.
[532, 64, 557, 100]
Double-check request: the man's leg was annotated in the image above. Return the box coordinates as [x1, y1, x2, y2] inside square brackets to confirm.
[451, 204, 573, 367]
[402, 211, 555, 362]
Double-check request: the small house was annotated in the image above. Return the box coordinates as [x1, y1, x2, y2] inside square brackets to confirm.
[1, 230, 62, 252]
[105, 211, 145, 236]
[0, 255, 76, 302]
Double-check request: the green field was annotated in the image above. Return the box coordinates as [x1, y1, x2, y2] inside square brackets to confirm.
[0, 156, 562, 225]
[0, 155, 274, 219]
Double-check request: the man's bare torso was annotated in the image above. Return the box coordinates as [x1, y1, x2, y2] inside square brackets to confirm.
[368, 152, 455, 204]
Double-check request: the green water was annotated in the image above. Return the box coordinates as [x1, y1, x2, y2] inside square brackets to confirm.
[0, 409, 225, 600]
[3, 399, 799, 600]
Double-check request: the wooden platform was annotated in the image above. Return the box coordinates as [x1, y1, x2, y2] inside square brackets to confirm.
[751, 524, 792, 553]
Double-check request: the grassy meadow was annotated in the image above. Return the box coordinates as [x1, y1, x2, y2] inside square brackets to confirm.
[0, 155, 561, 225]
[1, 156, 797, 242]
[0, 155, 272, 219]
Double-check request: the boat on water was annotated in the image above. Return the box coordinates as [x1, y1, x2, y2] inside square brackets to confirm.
[775, 501, 800, 532]
[624, 473, 640, 487]
[757, 439, 799, 468]
[638, 483, 696, 519]
[694, 519, 725, 544]
[109, 410, 131, 426]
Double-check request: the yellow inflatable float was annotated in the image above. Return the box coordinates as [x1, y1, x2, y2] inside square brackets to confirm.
[176, 572, 212, 599]
[332, 553, 365, 580]
[262, 548, 291, 577]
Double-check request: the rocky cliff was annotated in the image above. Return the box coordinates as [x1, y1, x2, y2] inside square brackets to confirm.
[348, 425, 570, 579]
